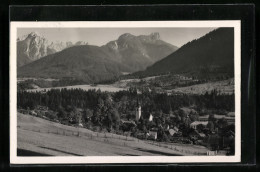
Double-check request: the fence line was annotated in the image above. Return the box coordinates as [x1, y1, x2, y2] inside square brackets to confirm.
[19, 126, 138, 145]
[145, 140, 207, 155]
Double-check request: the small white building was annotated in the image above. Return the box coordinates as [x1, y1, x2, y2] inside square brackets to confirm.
[190, 121, 208, 130]
[169, 129, 176, 136]
[149, 128, 158, 140]
[169, 127, 179, 136]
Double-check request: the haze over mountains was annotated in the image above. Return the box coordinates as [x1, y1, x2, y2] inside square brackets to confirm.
[135, 28, 234, 80]
[18, 32, 178, 83]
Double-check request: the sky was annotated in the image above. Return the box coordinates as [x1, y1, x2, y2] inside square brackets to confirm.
[17, 27, 217, 47]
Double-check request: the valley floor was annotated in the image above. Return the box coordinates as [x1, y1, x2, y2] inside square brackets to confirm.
[20, 77, 234, 96]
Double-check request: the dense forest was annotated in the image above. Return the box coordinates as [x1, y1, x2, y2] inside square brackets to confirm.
[18, 87, 234, 116]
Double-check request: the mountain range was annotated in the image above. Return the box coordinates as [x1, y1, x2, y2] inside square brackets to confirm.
[18, 32, 178, 83]
[135, 28, 234, 80]
[102, 32, 178, 71]
[18, 28, 234, 84]
[17, 32, 88, 67]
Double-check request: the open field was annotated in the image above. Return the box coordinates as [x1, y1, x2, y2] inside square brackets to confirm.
[17, 112, 209, 156]
[17, 77, 59, 83]
[26, 84, 126, 93]
[112, 75, 168, 88]
[112, 76, 234, 95]
[171, 78, 234, 95]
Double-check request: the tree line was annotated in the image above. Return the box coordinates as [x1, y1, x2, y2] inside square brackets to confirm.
[18, 87, 234, 115]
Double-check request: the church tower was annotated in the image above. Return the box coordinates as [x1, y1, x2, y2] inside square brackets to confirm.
[136, 100, 141, 121]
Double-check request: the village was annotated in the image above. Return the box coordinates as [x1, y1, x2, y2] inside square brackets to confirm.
[18, 99, 235, 156]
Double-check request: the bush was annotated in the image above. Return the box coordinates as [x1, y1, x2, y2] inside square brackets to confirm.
[161, 133, 170, 142]
[93, 126, 101, 132]
[46, 111, 58, 120]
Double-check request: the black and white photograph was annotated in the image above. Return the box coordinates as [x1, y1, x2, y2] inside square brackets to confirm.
[10, 21, 241, 164]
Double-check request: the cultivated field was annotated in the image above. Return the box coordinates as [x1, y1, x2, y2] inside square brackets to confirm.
[17, 113, 209, 156]
[112, 75, 167, 88]
[171, 78, 234, 95]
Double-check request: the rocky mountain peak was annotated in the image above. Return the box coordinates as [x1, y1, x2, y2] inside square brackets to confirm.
[118, 33, 135, 40]
[27, 32, 41, 38]
[17, 32, 92, 67]
[149, 32, 160, 40]
[75, 41, 88, 46]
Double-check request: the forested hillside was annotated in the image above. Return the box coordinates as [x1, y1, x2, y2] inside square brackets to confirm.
[135, 28, 234, 80]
